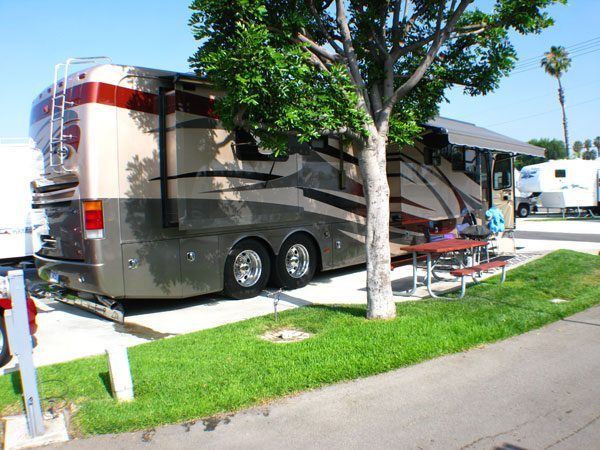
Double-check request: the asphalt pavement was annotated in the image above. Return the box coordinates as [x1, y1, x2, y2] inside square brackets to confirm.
[514, 230, 600, 243]
[59, 305, 600, 450]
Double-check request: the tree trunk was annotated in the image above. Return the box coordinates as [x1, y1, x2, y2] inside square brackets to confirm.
[557, 77, 570, 159]
[358, 130, 396, 320]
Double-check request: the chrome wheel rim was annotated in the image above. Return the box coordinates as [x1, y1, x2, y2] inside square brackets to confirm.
[285, 244, 310, 279]
[233, 250, 262, 287]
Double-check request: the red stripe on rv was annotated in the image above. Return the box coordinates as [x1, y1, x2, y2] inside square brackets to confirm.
[30, 82, 217, 124]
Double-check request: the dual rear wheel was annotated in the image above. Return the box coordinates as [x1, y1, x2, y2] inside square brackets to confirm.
[223, 234, 317, 299]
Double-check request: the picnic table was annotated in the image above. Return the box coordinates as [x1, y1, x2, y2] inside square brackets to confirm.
[396, 238, 489, 298]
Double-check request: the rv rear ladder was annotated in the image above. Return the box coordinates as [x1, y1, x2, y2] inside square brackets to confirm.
[48, 57, 111, 170]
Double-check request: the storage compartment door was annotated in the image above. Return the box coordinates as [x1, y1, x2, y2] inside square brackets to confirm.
[180, 236, 221, 297]
[122, 240, 182, 298]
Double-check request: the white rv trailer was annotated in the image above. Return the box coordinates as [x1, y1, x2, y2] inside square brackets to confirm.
[29, 61, 543, 317]
[0, 139, 44, 263]
[519, 159, 600, 213]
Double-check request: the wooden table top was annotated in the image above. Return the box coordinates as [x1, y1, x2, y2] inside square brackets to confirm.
[400, 238, 488, 254]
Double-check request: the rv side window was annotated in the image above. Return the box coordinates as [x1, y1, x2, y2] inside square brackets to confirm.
[554, 169, 566, 178]
[234, 130, 289, 161]
[451, 148, 466, 171]
[464, 150, 478, 179]
[424, 147, 441, 166]
[493, 155, 512, 190]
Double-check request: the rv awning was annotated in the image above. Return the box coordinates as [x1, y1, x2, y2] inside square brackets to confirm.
[424, 117, 545, 157]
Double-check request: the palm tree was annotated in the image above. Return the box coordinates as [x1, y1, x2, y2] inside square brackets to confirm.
[541, 46, 572, 158]
[573, 140, 583, 158]
[594, 136, 600, 155]
[583, 138, 593, 160]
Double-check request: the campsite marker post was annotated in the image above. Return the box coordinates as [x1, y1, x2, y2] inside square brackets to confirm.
[3, 270, 45, 437]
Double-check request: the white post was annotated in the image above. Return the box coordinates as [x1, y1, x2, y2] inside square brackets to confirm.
[106, 346, 134, 402]
[4, 270, 45, 437]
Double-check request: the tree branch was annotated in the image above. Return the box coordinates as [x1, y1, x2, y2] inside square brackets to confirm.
[391, 0, 405, 47]
[371, 29, 388, 56]
[369, 83, 384, 116]
[397, 1, 429, 50]
[295, 32, 344, 63]
[382, 0, 473, 122]
[325, 127, 365, 142]
[451, 23, 487, 38]
[390, 33, 436, 61]
[307, 0, 344, 55]
[335, 0, 372, 115]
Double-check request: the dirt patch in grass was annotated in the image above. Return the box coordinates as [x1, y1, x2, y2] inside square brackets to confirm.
[261, 328, 312, 343]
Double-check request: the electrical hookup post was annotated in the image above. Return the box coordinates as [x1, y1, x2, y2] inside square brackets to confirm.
[1, 270, 45, 437]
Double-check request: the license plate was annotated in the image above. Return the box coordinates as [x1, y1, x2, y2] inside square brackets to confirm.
[49, 271, 60, 283]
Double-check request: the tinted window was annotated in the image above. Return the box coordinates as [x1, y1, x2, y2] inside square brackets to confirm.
[424, 147, 441, 166]
[464, 150, 479, 182]
[451, 148, 465, 171]
[493, 155, 512, 190]
[234, 130, 288, 161]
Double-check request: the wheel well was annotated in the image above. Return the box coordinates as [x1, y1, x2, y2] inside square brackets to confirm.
[279, 231, 323, 273]
[233, 236, 276, 265]
[518, 203, 530, 210]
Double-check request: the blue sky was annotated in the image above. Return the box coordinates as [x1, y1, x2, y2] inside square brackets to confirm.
[0, 0, 598, 145]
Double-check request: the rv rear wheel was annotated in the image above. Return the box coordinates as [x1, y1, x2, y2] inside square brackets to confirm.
[272, 234, 317, 290]
[223, 240, 271, 299]
[0, 319, 10, 368]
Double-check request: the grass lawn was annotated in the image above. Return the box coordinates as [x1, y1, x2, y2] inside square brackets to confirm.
[1, 249, 599, 436]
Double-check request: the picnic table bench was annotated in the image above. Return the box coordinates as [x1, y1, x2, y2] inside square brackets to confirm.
[394, 238, 506, 299]
[449, 260, 507, 298]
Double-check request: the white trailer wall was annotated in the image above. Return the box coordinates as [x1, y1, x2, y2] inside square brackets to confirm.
[0, 139, 44, 260]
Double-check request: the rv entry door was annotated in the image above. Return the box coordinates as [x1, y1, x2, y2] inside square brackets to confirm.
[491, 153, 514, 228]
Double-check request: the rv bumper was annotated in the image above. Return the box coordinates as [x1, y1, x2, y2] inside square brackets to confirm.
[35, 254, 125, 298]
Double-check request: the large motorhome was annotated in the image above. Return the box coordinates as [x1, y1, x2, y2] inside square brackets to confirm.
[519, 159, 600, 214]
[29, 60, 543, 315]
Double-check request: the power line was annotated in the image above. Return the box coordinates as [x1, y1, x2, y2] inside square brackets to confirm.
[484, 96, 600, 128]
[512, 35, 600, 70]
[511, 47, 600, 75]
[513, 42, 600, 71]
[470, 78, 600, 115]
[513, 35, 600, 64]
[515, 37, 600, 67]
[514, 41, 600, 69]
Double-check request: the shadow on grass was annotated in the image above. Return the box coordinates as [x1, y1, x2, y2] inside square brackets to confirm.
[303, 304, 366, 318]
[98, 372, 112, 397]
[9, 371, 22, 396]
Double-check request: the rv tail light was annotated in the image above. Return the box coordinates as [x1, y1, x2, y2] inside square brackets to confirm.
[83, 200, 105, 239]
